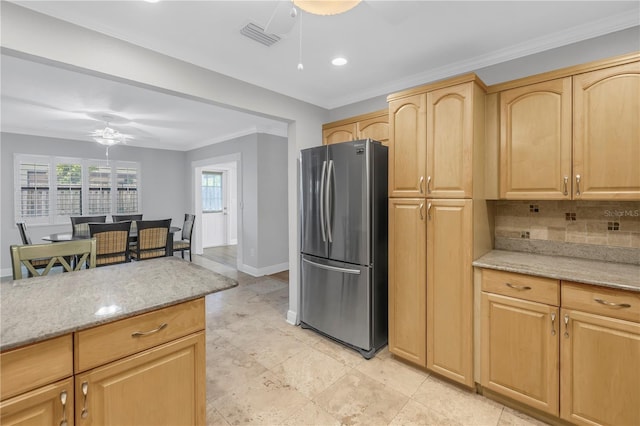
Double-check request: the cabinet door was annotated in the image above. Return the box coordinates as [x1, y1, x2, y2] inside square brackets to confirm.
[426, 199, 473, 385]
[481, 293, 559, 415]
[560, 309, 640, 426]
[357, 115, 389, 146]
[426, 83, 473, 198]
[500, 78, 572, 199]
[389, 94, 427, 197]
[388, 198, 426, 366]
[75, 332, 205, 426]
[0, 378, 74, 426]
[573, 62, 640, 200]
[322, 123, 356, 145]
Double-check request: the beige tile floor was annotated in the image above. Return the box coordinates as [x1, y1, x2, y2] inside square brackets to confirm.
[197, 255, 550, 426]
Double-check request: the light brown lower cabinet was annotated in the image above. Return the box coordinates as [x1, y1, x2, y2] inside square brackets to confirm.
[0, 298, 206, 426]
[75, 332, 205, 426]
[481, 270, 640, 425]
[388, 198, 427, 366]
[0, 378, 74, 426]
[427, 199, 473, 386]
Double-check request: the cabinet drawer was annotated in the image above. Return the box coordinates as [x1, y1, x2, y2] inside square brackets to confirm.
[482, 269, 559, 305]
[0, 335, 73, 401]
[562, 282, 640, 322]
[75, 298, 205, 372]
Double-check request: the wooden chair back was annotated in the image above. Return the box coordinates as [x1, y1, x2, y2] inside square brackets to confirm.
[131, 219, 171, 260]
[70, 216, 107, 236]
[11, 239, 97, 280]
[89, 221, 131, 266]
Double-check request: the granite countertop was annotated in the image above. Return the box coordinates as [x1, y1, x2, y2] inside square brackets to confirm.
[0, 257, 238, 351]
[473, 250, 640, 293]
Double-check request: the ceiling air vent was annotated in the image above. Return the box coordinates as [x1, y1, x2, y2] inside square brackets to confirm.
[240, 22, 281, 47]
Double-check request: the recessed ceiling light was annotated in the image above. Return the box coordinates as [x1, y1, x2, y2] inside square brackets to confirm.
[332, 57, 348, 66]
[144, 0, 159, 3]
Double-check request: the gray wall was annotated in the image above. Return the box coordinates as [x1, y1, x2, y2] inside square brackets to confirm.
[328, 27, 640, 122]
[0, 132, 187, 274]
[257, 135, 289, 269]
[184, 133, 288, 272]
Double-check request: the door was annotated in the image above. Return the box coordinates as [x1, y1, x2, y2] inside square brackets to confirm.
[426, 199, 473, 386]
[481, 293, 559, 415]
[500, 78, 572, 199]
[388, 94, 427, 198]
[560, 309, 640, 426]
[75, 333, 205, 426]
[202, 171, 226, 247]
[300, 255, 371, 350]
[300, 146, 328, 258]
[326, 141, 369, 265]
[358, 114, 389, 146]
[426, 83, 474, 198]
[573, 61, 640, 200]
[388, 198, 426, 367]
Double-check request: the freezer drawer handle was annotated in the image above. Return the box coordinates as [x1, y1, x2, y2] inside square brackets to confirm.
[302, 258, 361, 275]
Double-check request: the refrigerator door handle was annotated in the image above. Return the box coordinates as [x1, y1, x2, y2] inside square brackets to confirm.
[302, 257, 361, 275]
[319, 160, 327, 242]
[326, 159, 334, 243]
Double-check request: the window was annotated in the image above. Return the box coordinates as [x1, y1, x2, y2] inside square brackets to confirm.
[14, 154, 141, 225]
[17, 160, 50, 224]
[202, 172, 222, 212]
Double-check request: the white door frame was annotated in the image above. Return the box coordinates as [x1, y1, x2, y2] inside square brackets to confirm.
[192, 153, 242, 270]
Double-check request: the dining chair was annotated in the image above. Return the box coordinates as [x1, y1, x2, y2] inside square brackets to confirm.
[70, 215, 107, 236]
[112, 213, 143, 236]
[130, 219, 172, 260]
[11, 239, 97, 280]
[173, 214, 195, 261]
[89, 221, 132, 267]
[16, 221, 64, 275]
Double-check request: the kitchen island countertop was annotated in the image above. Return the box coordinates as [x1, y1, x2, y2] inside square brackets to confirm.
[473, 250, 640, 293]
[1, 257, 237, 351]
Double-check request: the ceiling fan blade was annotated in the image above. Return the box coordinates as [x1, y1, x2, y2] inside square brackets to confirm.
[264, 0, 297, 35]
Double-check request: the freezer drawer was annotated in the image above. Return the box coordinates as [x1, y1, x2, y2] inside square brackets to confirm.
[301, 255, 371, 351]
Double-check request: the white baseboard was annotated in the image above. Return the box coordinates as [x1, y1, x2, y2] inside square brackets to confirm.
[286, 309, 298, 325]
[1, 267, 13, 278]
[238, 261, 289, 277]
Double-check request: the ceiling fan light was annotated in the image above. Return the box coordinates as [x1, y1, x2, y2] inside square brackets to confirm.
[292, 0, 361, 16]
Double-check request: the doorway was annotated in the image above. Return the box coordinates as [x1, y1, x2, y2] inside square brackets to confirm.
[193, 154, 241, 270]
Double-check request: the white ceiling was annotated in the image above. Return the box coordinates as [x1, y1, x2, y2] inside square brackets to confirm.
[2, 1, 639, 151]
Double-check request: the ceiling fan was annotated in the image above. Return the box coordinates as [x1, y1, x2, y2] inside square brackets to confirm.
[264, 0, 411, 35]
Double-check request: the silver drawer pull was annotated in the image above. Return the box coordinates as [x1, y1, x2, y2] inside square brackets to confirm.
[505, 282, 532, 291]
[131, 323, 168, 337]
[594, 298, 631, 309]
[60, 390, 68, 426]
[81, 381, 89, 419]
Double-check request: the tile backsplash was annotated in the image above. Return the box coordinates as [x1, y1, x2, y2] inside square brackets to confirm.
[495, 200, 640, 264]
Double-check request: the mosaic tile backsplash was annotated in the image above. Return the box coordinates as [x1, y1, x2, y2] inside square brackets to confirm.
[495, 200, 640, 264]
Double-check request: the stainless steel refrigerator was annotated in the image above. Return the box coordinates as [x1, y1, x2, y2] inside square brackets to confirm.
[299, 139, 388, 359]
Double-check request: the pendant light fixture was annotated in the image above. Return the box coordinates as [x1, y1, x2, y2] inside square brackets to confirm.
[292, 0, 361, 16]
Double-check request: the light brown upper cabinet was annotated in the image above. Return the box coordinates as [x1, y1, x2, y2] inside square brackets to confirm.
[427, 82, 480, 198]
[357, 113, 389, 145]
[322, 122, 356, 145]
[500, 78, 572, 199]
[322, 109, 388, 146]
[496, 58, 640, 200]
[388, 94, 427, 198]
[573, 61, 640, 200]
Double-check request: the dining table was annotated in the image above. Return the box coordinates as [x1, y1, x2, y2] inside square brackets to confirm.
[43, 226, 182, 256]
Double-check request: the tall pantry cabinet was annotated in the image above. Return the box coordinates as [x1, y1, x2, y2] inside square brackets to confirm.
[387, 74, 492, 386]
